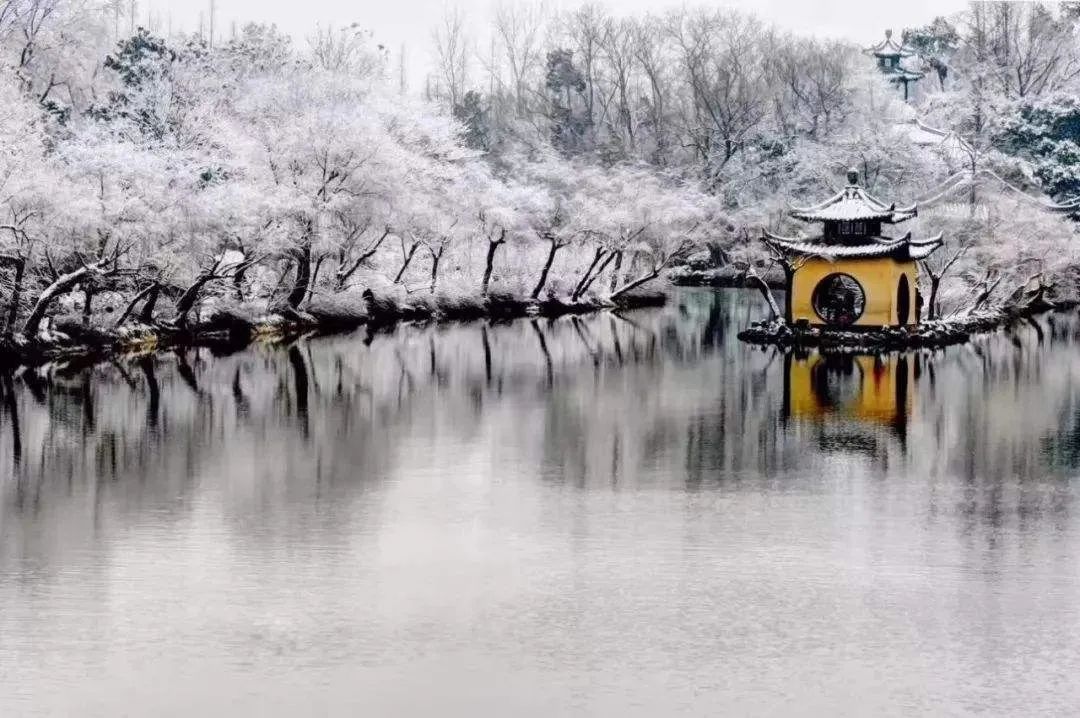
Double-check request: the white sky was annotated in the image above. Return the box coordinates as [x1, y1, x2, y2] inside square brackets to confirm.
[142, 0, 971, 90]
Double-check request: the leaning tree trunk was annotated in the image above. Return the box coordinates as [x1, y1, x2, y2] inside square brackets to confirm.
[971, 273, 1003, 312]
[114, 282, 159, 327]
[531, 237, 562, 299]
[611, 267, 662, 299]
[746, 270, 781, 321]
[336, 228, 392, 290]
[393, 242, 420, 284]
[608, 250, 623, 293]
[139, 283, 161, 324]
[571, 248, 606, 301]
[5, 257, 24, 332]
[22, 262, 109, 336]
[574, 250, 618, 301]
[307, 255, 327, 304]
[175, 275, 218, 327]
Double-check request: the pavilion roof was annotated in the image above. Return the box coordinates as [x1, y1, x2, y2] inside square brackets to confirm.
[865, 30, 915, 58]
[885, 67, 925, 82]
[763, 229, 943, 261]
[789, 180, 917, 224]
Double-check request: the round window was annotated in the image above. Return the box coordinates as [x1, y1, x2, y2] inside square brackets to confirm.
[812, 273, 865, 326]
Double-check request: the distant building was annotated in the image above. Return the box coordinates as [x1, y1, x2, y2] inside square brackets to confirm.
[865, 29, 924, 101]
[764, 167, 942, 328]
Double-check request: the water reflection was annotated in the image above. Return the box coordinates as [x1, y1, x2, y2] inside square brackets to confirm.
[783, 351, 912, 454]
[2, 289, 1080, 716]
[2, 291, 1080, 514]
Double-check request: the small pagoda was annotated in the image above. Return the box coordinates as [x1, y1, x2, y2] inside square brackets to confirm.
[763, 168, 942, 329]
[865, 29, 924, 101]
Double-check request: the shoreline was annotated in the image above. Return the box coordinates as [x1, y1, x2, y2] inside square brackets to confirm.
[8, 283, 1071, 366]
[0, 289, 667, 368]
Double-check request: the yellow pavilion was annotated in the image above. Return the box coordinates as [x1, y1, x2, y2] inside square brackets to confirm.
[764, 168, 943, 329]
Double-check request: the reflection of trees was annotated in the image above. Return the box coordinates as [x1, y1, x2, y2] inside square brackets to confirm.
[1, 290, 1079, 580]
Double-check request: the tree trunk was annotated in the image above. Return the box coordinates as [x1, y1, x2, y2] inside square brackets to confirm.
[82, 287, 94, 325]
[393, 242, 420, 284]
[308, 255, 327, 304]
[286, 247, 312, 309]
[575, 250, 617, 301]
[747, 270, 781, 321]
[609, 250, 623, 293]
[481, 235, 505, 295]
[972, 273, 1003, 311]
[571, 248, 606, 301]
[706, 242, 729, 267]
[139, 283, 161, 324]
[927, 275, 940, 320]
[429, 246, 444, 293]
[336, 228, 392, 289]
[233, 265, 247, 301]
[611, 268, 661, 299]
[5, 257, 24, 332]
[22, 261, 108, 336]
[114, 282, 159, 327]
[175, 275, 217, 327]
[531, 237, 561, 299]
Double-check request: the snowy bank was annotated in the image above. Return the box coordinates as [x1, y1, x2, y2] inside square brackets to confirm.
[0, 289, 667, 367]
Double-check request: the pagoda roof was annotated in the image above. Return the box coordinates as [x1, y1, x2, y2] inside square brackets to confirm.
[865, 30, 915, 58]
[763, 229, 943, 261]
[790, 176, 917, 224]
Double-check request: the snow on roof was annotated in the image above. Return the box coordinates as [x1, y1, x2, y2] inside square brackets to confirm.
[790, 170, 917, 224]
[763, 229, 943, 261]
[886, 68, 925, 82]
[865, 29, 915, 58]
[906, 235, 945, 259]
[905, 119, 972, 166]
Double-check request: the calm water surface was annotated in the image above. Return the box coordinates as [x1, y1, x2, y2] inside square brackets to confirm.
[2, 289, 1080, 717]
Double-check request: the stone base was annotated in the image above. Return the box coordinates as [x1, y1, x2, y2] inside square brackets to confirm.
[737, 319, 973, 350]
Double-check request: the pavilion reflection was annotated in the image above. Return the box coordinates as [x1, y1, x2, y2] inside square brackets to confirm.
[782, 350, 915, 453]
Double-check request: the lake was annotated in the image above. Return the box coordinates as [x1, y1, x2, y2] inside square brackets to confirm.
[1, 288, 1079, 717]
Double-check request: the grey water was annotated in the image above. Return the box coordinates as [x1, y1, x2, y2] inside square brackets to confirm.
[2, 288, 1080, 717]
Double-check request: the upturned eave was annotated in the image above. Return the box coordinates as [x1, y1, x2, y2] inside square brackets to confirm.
[762, 229, 944, 261]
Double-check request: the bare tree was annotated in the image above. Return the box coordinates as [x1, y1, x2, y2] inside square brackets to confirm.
[597, 17, 637, 149]
[431, 5, 470, 109]
[631, 17, 671, 164]
[667, 9, 768, 180]
[558, 4, 607, 132]
[307, 22, 386, 78]
[979, 2, 1080, 99]
[492, 0, 547, 117]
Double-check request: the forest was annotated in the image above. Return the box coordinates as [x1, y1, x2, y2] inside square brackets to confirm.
[1, 0, 1079, 345]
